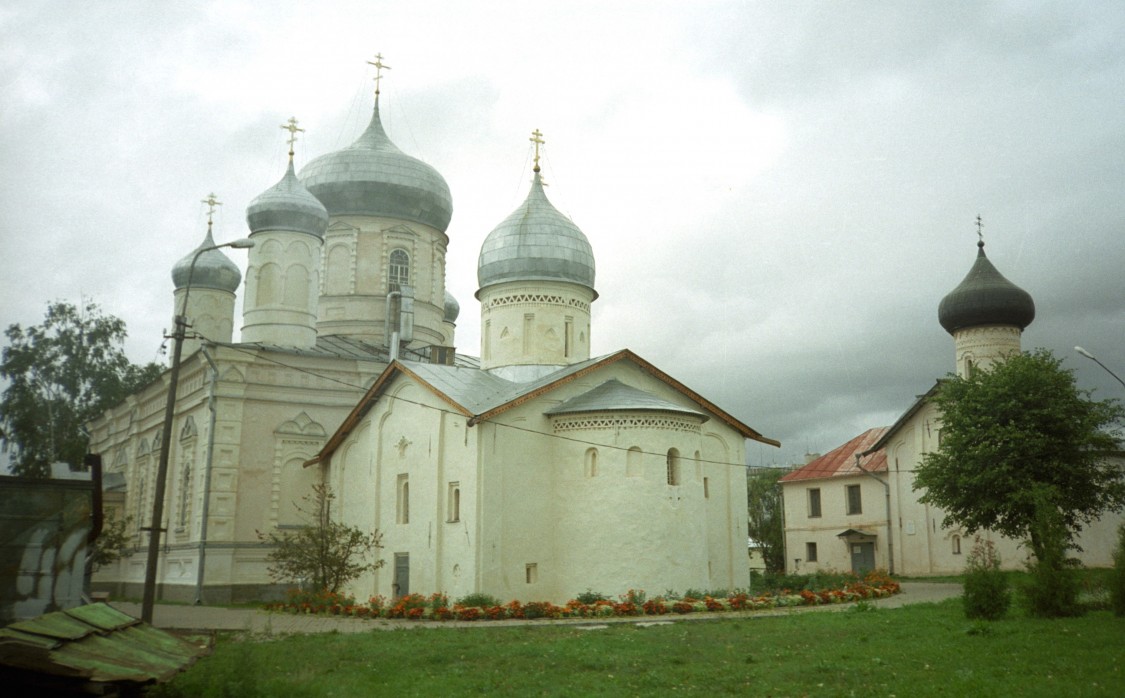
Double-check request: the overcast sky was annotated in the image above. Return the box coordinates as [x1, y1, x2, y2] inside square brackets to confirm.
[2, 1, 1123, 467]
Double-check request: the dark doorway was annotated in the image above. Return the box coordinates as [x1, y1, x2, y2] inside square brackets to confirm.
[393, 553, 409, 598]
[850, 542, 876, 575]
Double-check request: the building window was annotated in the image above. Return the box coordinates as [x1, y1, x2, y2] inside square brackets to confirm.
[584, 448, 598, 478]
[806, 542, 818, 563]
[626, 446, 642, 478]
[388, 249, 409, 291]
[666, 448, 681, 486]
[952, 535, 961, 555]
[397, 474, 409, 524]
[447, 482, 460, 523]
[703, 477, 710, 499]
[564, 316, 574, 358]
[526, 563, 538, 584]
[808, 488, 821, 518]
[846, 484, 862, 515]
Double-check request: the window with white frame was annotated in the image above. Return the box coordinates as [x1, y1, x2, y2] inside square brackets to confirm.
[808, 487, 822, 518]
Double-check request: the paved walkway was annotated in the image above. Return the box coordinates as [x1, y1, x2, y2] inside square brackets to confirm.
[108, 582, 961, 635]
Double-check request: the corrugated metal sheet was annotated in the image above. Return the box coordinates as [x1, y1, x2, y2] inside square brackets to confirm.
[780, 427, 889, 483]
[0, 602, 210, 691]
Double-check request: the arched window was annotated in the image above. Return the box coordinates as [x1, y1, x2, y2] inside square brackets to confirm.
[952, 534, 962, 555]
[397, 474, 409, 524]
[585, 448, 599, 478]
[626, 447, 642, 478]
[666, 448, 681, 486]
[389, 249, 410, 291]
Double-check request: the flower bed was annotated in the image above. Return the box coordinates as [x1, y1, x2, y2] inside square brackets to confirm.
[263, 572, 902, 622]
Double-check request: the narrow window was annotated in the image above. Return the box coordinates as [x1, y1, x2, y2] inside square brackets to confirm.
[806, 542, 818, 563]
[808, 488, 822, 518]
[447, 482, 460, 523]
[397, 474, 410, 524]
[846, 484, 862, 515]
[584, 448, 598, 478]
[564, 317, 574, 357]
[389, 249, 409, 291]
[626, 446, 642, 478]
[666, 448, 681, 486]
[178, 464, 192, 529]
[703, 476, 710, 499]
[526, 563, 538, 584]
[523, 313, 533, 354]
[952, 535, 961, 555]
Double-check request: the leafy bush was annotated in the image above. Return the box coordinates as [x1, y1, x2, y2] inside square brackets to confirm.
[455, 592, 500, 608]
[1021, 492, 1081, 618]
[574, 589, 608, 604]
[962, 537, 1009, 620]
[1112, 524, 1125, 617]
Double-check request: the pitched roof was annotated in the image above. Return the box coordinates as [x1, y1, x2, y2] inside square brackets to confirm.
[779, 427, 889, 483]
[308, 349, 778, 465]
[544, 379, 709, 420]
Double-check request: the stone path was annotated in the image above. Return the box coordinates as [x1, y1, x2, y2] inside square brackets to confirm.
[109, 582, 961, 635]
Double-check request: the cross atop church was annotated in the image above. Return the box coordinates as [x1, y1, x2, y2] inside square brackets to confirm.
[202, 193, 222, 228]
[368, 53, 391, 97]
[530, 129, 545, 173]
[280, 116, 304, 159]
[976, 214, 984, 244]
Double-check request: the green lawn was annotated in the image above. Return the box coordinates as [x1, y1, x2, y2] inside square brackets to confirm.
[151, 598, 1124, 697]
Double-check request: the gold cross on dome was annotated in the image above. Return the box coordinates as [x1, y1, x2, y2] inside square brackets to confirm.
[530, 129, 545, 172]
[280, 116, 304, 158]
[976, 214, 984, 243]
[367, 53, 391, 96]
[201, 193, 222, 227]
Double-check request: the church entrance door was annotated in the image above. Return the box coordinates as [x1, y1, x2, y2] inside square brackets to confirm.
[393, 553, 410, 598]
[850, 543, 875, 575]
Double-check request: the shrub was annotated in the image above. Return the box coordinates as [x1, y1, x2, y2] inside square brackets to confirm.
[575, 589, 608, 604]
[1021, 493, 1081, 618]
[455, 592, 501, 608]
[962, 537, 1009, 620]
[1112, 524, 1125, 617]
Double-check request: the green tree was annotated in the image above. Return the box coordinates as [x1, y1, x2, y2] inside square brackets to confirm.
[258, 483, 384, 593]
[1, 301, 162, 477]
[914, 349, 1125, 566]
[747, 467, 786, 574]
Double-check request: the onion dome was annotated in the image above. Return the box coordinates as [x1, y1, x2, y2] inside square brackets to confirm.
[443, 290, 460, 323]
[298, 101, 452, 232]
[938, 240, 1035, 334]
[172, 228, 242, 293]
[477, 172, 596, 294]
[246, 160, 329, 238]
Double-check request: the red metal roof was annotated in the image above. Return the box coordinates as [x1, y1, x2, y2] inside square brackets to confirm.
[780, 427, 888, 483]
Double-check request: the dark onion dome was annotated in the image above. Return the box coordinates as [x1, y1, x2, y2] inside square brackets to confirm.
[172, 228, 242, 293]
[477, 172, 596, 295]
[443, 290, 460, 323]
[938, 240, 1035, 334]
[246, 160, 329, 238]
[298, 102, 452, 232]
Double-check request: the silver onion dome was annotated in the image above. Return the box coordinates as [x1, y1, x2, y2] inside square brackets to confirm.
[443, 290, 460, 323]
[298, 102, 453, 232]
[477, 172, 596, 294]
[938, 240, 1035, 334]
[246, 160, 329, 238]
[172, 229, 243, 293]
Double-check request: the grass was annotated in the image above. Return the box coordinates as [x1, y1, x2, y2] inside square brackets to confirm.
[148, 597, 1124, 697]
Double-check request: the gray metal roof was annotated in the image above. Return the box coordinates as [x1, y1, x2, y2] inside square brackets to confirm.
[477, 172, 596, 292]
[938, 241, 1035, 333]
[298, 102, 453, 231]
[544, 379, 709, 420]
[246, 159, 329, 238]
[171, 229, 242, 293]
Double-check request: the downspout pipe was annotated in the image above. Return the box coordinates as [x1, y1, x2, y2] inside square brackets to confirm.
[194, 344, 220, 605]
[854, 452, 894, 575]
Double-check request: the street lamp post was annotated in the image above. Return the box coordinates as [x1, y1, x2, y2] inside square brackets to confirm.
[1075, 346, 1125, 390]
[141, 234, 253, 623]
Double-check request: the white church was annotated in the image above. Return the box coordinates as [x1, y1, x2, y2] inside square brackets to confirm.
[780, 236, 1124, 576]
[88, 68, 779, 603]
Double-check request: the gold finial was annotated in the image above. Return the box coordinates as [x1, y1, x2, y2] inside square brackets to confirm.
[976, 214, 984, 245]
[529, 128, 545, 173]
[280, 117, 304, 159]
[202, 193, 222, 229]
[367, 53, 391, 98]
